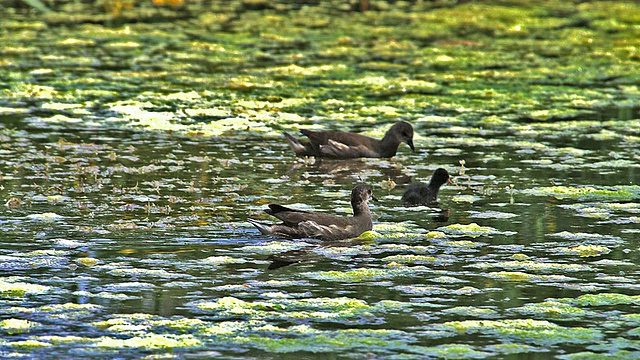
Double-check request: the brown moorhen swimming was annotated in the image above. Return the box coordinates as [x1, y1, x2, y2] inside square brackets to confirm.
[248, 184, 376, 241]
[401, 168, 451, 206]
[284, 121, 415, 159]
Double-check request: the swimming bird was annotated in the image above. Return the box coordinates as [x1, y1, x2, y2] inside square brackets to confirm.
[248, 184, 376, 241]
[401, 168, 451, 206]
[284, 121, 415, 159]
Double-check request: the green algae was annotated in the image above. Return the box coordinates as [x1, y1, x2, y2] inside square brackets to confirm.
[237, 328, 409, 353]
[485, 343, 540, 355]
[25, 212, 64, 221]
[357, 229, 438, 241]
[485, 271, 577, 283]
[509, 301, 594, 320]
[190, 296, 408, 323]
[0, 279, 50, 297]
[394, 284, 449, 296]
[559, 350, 640, 360]
[555, 244, 612, 257]
[441, 306, 499, 319]
[382, 254, 442, 265]
[239, 241, 311, 255]
[438, 223, 515, 237]
[200, 255, 248, 265]
[438, 319, 603, 346]
[6, 340, 52, 349]
[107, 268, 186, 279]
[521, 186, 640, 201]
[469, 260, 592, 272]
[406, 343, 491, 359]
[96, 334, 202, 350]
[554, 293, 640, 307]
[548, 231, 624, 245]
[33, 336, 93, 345]
[0, 319, 39, 334]
[306, 265, 428, 283]
[450, 194, 483, 203]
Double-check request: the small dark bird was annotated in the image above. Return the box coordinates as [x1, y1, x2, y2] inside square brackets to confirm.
[248, 184, 376, 241]
[284, 121, 415, 159]
[401, 168, 451, 206]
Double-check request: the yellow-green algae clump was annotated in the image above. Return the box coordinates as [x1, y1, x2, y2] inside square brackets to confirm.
[236, 328, 408, 353]
[470, 260, 592, 272]
[438, 223, 513, 237]
[0, 319, 39, 334]
[438, 319, 603, 345]
[307, 265, 429, 283]
[554, 293, 640, 307]
[96, 334, 201, 350]
[0, 279, 50, 297]
[193, 296, 408, 322]
[509, 301, 594, 320]
[556, 245, 612, 257]
[486, 271, 577, 283]
[521, 186, 639, 200]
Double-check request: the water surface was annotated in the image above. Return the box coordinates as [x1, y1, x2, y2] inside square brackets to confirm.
[1, 1, 640, 358]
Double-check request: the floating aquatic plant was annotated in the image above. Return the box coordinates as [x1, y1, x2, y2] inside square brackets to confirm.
[437, 223, 515, 237]
[520, 186, 640, 201]
[470, 259, 592, 272]
[306, 265, 429, 283]
[0, 319, 39, 334]
[555, 245, 612, 257]
[0, 279, 50, 297]
[508, 301, 594, 321]
[96, 334, 202, 350]
[553, 293, 640, 307]
[438, 319, 603, 346]
[189, 296, 408, 324]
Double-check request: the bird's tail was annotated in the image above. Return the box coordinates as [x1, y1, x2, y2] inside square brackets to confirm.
[247, 219, 273, 235]
[284, 132, 308, 155]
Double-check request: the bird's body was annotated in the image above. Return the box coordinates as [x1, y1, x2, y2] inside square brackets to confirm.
[401, 168, 451, 206]
[285, 121, 415, 159]
[248, 184, 376, 241]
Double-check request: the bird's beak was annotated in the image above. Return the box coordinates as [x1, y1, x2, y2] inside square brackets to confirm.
[371, 194, 379, 202]
[447, 178, 452, 185]
[407, 139, 415, 152]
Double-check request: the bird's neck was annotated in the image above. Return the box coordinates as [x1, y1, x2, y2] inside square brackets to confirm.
[377, 134, 399, 157]
[352, 200, 371, 217]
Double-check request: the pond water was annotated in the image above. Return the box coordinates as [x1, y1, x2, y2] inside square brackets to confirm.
[2, 1, 640, 359]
